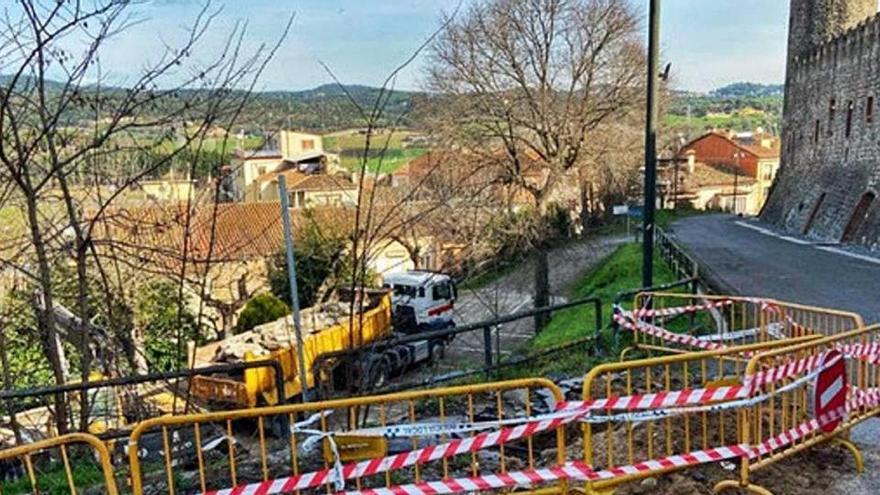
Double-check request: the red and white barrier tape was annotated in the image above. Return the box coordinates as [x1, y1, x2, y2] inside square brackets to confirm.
[615, 312, 725, 352]
[345, 445, 751, 495]
[201, 346, 878, 495]
[631, 299, 735, 319]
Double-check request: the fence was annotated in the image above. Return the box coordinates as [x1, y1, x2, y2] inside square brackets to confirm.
[655, 226, 699, 282]
[0, 433, 119, 495]
[312, 295, 604, 397]
[579, 336, 818, 494]
[0, 360, 285, 445]
[127, 378, 566, 495]
[715, 324, 880, 494]
[617, 292, 865, 357]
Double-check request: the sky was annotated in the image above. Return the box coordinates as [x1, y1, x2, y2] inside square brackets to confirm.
[87, 0, 792, 94]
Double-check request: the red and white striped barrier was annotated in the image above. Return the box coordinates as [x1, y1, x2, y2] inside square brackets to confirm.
[631, 299, 735, 319]
[344, 445, 751, 495]
[200, 345, 880, 495]
[614, 312, 725, 352]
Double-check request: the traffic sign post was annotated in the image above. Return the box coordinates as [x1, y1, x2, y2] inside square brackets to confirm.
[813, 349, 847, 433]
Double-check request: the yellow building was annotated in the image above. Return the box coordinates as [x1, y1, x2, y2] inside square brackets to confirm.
[253, 169, 358, 207]
[138, 177, 198, 202]
[279, 130, 323, 157]
[234, 130, 343, 202]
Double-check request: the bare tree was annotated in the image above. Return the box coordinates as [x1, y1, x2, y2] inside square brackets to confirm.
[0, 0, 287, 433]
[425, 0, 643, 330]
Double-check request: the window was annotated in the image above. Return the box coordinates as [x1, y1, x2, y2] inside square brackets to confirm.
[829, 98, 836, 125]
[302, 139, 315, 151]
[393, 284, 417, 298]
[845, 100, 854, 138]
[867, 96, 874, 123]
[432, 282, 452, 301]
[814, 120, 820, 144]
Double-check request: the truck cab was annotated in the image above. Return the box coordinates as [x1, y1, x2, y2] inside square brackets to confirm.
[382, 270, 457, 334]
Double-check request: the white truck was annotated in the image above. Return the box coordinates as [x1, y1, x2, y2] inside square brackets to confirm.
[383, 270, 458, 334]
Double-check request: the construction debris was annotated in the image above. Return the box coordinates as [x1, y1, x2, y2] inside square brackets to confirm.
[212, 302, 354, 363]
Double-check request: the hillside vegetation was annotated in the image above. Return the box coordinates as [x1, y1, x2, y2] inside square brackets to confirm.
[665, 82, 783, 137]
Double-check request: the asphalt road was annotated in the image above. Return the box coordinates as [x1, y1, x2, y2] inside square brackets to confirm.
[670, 214, 880, 323]
[671, 213, 880, 494]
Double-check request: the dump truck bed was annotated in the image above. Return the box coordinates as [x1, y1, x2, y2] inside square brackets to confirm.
[191, 291, 393, 407]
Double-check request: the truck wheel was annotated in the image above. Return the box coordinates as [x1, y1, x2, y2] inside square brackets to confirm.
[368, 359, 390, 390]
[429, 342, 445, 364]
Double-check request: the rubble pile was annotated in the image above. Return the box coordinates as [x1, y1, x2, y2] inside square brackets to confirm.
[212, 302, 353, 363]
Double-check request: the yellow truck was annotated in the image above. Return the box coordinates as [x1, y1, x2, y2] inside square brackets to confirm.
[189, 284, 454, 407]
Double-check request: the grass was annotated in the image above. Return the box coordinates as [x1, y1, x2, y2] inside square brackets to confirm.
[323, 131, 412, 152]
[656, 207, 707, 227]
[340, 148, 426, 174]
[501, 243, 681, 377]
[323, 131, 425, 174]
[1, 459, 106, 494]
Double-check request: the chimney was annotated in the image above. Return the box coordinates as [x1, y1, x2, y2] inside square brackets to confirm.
[686, 150, 696, 173]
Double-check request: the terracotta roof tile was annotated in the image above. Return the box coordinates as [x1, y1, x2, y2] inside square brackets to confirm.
[92, 203, 355, 274]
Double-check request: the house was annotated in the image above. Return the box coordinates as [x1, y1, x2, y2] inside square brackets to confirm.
[138, 176, 198, 202]
[253, 168, 358, 207]
[234, 130, 343, 202]
[391, 150, 551, 209]
[90, 201, 458, 332]
[677, 130, 780, 210]
[660, 151, 760, 215]
[92, 203, 350, 336]
[278, 131, 323, 158]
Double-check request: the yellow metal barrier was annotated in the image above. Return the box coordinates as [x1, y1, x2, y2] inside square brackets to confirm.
[624, 292, 865, 356]
[715, 324, 880, 495]
[581, 335, 819, 494]
[0, 433, 119, 495]
[128, 378, 565, 495]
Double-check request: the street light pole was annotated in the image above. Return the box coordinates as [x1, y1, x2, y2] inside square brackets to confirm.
[642, 0, 661, 289]
[733, 151, 742, 215]
[278, 175, 310, 403]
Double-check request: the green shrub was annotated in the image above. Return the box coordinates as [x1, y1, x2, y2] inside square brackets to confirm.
[235, 293, 290, 333]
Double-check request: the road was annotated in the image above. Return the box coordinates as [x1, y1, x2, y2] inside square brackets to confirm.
[670, 214, 880, 323]
[397, 235, 627, 383]
[448, 235, 627, 363]
[670, 213, 880, 494]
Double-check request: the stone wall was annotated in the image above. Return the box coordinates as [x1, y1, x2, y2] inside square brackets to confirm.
[763, 0, 880, 246]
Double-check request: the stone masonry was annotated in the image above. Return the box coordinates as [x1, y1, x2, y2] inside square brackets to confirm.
[762, 0, 880, 246]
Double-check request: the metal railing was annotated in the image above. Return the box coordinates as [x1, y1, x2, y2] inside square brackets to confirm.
[655, 226, 701, 283]
[0, 360, 285, 443]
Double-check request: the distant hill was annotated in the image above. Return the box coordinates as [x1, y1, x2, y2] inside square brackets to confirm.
[666, 82, 784, 136]
[0, 74, 421, 132]
[710, 82, 784, 98]
[254, 84, 420, 131]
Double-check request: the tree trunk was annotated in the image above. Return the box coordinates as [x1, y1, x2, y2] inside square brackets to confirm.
[24, 191, 70, 435]
[0, 326, 23, 444]
[131, 326, 149, 374]
[580, 179, 591, 234]
[533, 249, 550, 333]
[220, 307, 235, 339]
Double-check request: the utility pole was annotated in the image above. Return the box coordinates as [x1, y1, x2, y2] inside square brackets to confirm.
[733, 151, 743, 215]
[642, 0, 661, 288]
[278, 175, 310, 403]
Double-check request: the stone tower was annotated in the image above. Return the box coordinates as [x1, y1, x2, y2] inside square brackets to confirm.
[762, 0, 880, 242]
[786, 0, 875, 74]
[781, 0, 876, 145]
